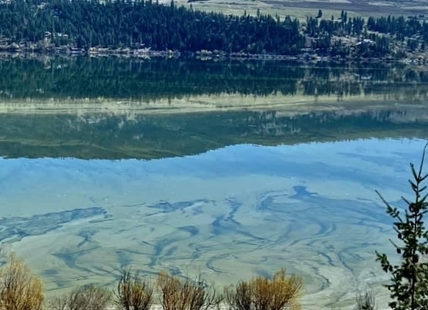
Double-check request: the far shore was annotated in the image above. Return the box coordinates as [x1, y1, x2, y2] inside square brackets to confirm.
[0, 48, 426, 65]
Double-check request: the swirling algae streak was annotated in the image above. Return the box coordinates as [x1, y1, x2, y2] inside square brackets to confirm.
[7, 187, 393, 309]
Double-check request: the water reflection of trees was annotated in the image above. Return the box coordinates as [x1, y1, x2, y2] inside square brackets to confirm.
[0, 108, 427, 160]
[0, 57, 427, 101]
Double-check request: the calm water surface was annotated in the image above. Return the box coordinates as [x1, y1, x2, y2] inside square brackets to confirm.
[0, 57, 428, 309]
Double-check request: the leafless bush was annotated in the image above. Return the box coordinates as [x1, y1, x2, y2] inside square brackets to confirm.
[354, 290, 377, 310]
[156, 271, 222, 310]
[0, 252, 44, 310]
[224, 269, 303, 310]
[49, 283, 111, 310]
[115, 269, 153, 310]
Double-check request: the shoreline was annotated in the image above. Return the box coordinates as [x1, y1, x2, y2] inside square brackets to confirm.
[0, 48, 425, 65]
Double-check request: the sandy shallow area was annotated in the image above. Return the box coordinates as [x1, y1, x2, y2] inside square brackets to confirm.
[0, 92, 424, 117]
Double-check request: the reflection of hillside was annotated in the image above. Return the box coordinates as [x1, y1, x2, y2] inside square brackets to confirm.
[0, 57, 428, 100]
[0, 107, 427, 160]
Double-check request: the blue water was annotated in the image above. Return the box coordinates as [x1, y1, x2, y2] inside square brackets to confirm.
[0, 138, 426, 309]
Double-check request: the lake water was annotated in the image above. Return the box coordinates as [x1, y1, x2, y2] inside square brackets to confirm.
[1, 57, 428, 309]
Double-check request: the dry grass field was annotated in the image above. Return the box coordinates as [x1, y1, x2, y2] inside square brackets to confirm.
[165, 0, 428, 21]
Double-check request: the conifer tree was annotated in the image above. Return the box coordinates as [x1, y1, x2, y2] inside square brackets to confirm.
[376, 143, 428, 310]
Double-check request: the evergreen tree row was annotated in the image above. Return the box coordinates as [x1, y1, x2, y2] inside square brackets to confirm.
[0, 0, 428, 56]
[0, 0, 304, 54]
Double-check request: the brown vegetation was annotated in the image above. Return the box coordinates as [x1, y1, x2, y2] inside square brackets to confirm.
[156, 271, 222, 310]
[48, 283, 111, 310]
[115, 269, 153, 310]
[0, 250, 304, 310]
[2, 148, 428, 310]
[0, 252, 44, 310]
[224, 269, 303, 310]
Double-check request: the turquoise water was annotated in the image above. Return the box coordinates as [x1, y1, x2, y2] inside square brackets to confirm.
[0, 137, 426, 309]
[0, 57, 428, 309]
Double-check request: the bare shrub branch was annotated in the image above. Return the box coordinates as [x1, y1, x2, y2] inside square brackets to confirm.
[354, 290, 377, 310]
[49, 283, 111, 310]
[0, 252, 44, 310]
[157, 271, 222, 310]
[224, 268, 303, 310]
[114, 269, 153, 310]
[224, 282, 251, 310]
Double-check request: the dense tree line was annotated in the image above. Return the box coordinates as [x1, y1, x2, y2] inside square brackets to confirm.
[0, 0, 305, 54]
[0, 0, 427, 57]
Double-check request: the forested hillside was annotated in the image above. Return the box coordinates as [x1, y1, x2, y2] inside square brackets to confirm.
[1, 0, 428, 58]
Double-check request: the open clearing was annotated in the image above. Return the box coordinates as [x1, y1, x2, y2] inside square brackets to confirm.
[167, 0, 428, 21]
